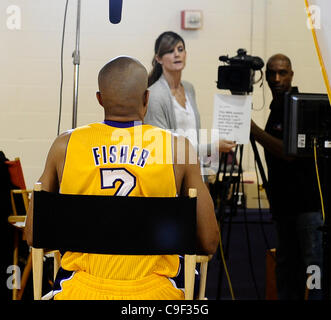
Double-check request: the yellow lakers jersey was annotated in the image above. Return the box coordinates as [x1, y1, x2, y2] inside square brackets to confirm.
[59, 121, 179, 280]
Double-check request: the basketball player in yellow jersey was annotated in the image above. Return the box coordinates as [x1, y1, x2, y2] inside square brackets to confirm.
[25, 56, 219, 300]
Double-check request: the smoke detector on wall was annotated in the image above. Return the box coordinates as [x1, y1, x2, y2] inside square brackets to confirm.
[181, 10, 203, 30]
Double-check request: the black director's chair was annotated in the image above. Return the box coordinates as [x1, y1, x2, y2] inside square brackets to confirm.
[31, 183, 211, 300]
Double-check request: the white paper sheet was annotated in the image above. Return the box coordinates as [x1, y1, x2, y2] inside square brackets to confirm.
[212, 94, 252, 145]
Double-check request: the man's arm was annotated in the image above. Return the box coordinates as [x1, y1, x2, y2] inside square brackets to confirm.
[25, 132, 71, 246]
[250, 120, 293, 161]
[174, 136, 219, 254]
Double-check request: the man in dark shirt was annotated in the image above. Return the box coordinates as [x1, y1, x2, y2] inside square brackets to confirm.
[251, 54, 323, 300]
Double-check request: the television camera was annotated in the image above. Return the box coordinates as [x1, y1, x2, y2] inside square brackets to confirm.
[217, 48, 264, 94]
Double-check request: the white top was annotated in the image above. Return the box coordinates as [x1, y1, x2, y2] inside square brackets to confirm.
[172, 94, 198, 150]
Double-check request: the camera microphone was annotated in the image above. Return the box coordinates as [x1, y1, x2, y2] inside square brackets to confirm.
[109, 0, 123, 24]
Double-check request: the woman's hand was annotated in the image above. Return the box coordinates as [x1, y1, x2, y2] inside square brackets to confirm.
[218, 139, 236, 153]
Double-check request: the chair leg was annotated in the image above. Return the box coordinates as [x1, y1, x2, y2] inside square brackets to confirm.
[12, 230, 19, 300]
[32, 248, 44, 300]
[184, 255, 196, 300]
[198, 261, 208, 300]
[17, 251, 32, 300]
[53, 251, 61, 281]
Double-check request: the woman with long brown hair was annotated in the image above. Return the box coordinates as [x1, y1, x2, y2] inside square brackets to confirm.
[144, 31, 236, 167]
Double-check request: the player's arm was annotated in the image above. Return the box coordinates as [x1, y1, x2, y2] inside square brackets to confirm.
[25, 132, 71, 246]
[174, 136, 219, 254]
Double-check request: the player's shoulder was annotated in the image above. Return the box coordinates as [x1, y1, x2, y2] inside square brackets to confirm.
[58, 123, 101, 142]
[51, 129, 73, 152]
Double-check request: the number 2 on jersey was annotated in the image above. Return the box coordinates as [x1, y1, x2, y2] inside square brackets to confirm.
[100, 168, 136, 196]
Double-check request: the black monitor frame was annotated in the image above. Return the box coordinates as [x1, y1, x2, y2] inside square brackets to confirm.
[283, 92, 331, 157]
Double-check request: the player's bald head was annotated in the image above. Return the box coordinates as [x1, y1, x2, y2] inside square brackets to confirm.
[97, 56, 148, 118]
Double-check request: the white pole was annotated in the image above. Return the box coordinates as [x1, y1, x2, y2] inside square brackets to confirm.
[72, 0, 81, 129]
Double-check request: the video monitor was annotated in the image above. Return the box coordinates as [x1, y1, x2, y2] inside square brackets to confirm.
[283, 92, 331, 157]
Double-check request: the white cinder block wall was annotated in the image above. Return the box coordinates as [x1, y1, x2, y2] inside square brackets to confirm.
[1, 0, 326, 188]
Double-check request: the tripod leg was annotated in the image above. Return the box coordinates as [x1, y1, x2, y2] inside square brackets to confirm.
[250, 135, 270, 201]
[216, 147, 240, 300]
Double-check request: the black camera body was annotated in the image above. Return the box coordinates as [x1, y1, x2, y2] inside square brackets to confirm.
[217, 49, 264, 93]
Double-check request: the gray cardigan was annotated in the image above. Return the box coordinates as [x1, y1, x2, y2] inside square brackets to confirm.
[144, 75, 201, 144]
[145, 75, 213, 180]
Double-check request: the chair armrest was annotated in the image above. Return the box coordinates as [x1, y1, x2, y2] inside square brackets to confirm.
[8, 215, 26, 228]
[12, 189, 33, 194]
[8, 215, 26, 224]
[196, 255, 212, 263]
[8, 215, 26, 229]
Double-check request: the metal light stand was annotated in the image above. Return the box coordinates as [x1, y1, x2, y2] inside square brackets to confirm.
[72, 0, 81, 129]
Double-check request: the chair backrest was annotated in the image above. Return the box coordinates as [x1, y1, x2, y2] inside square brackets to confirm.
[32, 188, 197, 256]
[5, 157, 29, 216]
[32, 184, 203, 300]
[5, 158, 26, 190]
[33, 184, 215, 300]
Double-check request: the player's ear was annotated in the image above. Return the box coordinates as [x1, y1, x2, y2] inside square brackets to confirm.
[96, 91, 103, 106]
[142, 90, 150, 118]
[143, 89, 150, 107]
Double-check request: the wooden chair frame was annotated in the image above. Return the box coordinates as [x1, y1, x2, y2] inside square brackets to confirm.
[6, 157, 32, 300]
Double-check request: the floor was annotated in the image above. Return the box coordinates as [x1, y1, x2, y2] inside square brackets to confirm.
[205, 208, 277, 300]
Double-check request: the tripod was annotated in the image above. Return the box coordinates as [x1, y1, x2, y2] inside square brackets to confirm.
[212, 135, 270, 300]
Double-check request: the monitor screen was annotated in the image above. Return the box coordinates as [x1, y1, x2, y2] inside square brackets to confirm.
[284, 92, 331, 157]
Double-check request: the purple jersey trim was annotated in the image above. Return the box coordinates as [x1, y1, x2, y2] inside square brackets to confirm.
[103, 120, 142, 128]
